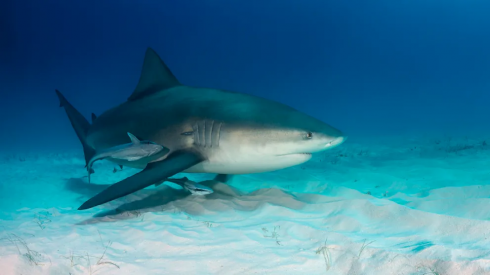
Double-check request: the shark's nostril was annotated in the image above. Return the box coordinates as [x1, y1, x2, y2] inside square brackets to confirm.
[335, 136, 346, 145]
[325, 136, 345, 147]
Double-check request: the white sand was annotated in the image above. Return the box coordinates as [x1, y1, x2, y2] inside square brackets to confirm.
[1, 135, 490, 274]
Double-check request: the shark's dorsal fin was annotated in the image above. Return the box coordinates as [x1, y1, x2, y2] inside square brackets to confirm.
[127, 132, 140, 144]
[128, 48, 181, 101]
[91, 113, 97, 123]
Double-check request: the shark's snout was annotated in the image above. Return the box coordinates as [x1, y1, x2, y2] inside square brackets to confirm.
[325, 136, 346, 148]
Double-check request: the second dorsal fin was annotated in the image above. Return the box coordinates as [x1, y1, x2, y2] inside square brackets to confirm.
[128, 48, 181, 101]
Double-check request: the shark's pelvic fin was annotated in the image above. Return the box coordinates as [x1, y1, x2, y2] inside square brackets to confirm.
[214, 174, 233, 183]
[91, 113, 97, 123]
[55, 90, 96, 166]
[128, 47, 181, 101]
[78, 151, 204, 210]
[127, 132, 140, 144]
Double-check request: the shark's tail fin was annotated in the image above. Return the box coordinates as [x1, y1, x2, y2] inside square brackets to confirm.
[55, 89, 96, 166]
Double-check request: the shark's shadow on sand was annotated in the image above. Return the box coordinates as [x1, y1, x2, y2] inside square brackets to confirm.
[65, 176, 245, 225]
[65, 176, 311, 225]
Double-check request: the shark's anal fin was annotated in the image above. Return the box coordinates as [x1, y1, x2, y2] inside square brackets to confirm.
[154, 182, 163, 187]
[128, 47, 181, 101]
[78, 151, 204, 210]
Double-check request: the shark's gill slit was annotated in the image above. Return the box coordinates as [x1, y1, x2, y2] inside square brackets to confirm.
[209, 120, 215, 148]
[196, 123, 200, 145]
[217, 122, 222, 147]
[203, 121, 206, 148]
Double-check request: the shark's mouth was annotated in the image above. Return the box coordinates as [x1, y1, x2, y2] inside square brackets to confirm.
[277, 153, 312, 157]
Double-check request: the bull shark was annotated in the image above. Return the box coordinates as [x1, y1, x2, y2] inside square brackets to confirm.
[86, 132, 168, 183]
[56, 47, 345, 210]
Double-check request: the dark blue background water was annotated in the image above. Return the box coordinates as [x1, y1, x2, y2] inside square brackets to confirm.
[1, 0, 490, 152]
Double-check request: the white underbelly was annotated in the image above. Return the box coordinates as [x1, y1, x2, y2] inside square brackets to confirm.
[184, 154, 312, 174]
[106, 149, 312, 175]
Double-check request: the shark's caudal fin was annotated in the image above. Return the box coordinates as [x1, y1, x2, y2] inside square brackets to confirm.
[55, 90, 96, 166]
[127, 47, 181, 101]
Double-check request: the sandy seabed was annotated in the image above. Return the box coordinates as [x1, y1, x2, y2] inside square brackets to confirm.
[1, 135, 490, 275]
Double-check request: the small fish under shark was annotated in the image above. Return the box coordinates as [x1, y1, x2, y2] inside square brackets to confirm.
[87, 132, 168, 183]
[155, 177, 214, 196]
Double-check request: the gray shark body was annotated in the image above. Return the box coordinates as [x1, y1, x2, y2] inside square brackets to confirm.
[56, 48, 345, 210]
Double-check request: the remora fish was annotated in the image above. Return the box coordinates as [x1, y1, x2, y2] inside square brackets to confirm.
[86, 132, 168, 183]
[159, 177, 214, 196]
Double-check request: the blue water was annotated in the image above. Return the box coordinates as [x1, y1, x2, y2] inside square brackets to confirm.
[1, 1, 490, 274]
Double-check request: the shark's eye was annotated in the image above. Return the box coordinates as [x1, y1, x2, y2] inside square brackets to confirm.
[306, 132, 313, 139]
[181, 131, 194, 136]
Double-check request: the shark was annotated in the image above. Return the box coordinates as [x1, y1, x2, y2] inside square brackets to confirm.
[56, 47, 345, 210]
[86, 132, 168, 183]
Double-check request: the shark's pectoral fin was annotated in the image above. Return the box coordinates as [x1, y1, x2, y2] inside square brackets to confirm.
[78, 151, 204, 210]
